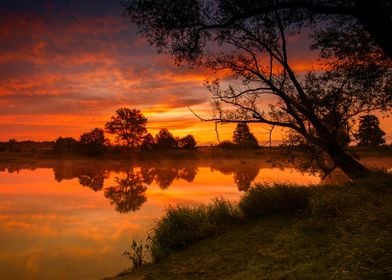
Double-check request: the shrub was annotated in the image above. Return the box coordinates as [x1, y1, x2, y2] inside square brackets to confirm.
[217, 140, 238, 150]
[150, 198, 241, 261]
[239, 184, 310, 219]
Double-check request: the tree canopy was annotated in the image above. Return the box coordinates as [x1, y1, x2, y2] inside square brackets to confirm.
[79, 128, 107, 155]
[155, 128, 178, 149]
[355, 115, 386, 147]
[232, 123, 259, 149]
[105, 108, 147, 148]
[123, 0, 392, 179]
[178, 134, 197, 149]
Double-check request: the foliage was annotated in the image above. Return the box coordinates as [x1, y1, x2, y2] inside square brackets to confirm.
[239, 185, 310, 219]
[140, 133, 155, 151]
[123, 237, 151, 268]
[232, 123, 259, 149]
[79, 128, 107, 156]
[53, 137, 78, 154]
[122, 173, 392, 279]
[155, 128, 178, 149]
[129, 171, 392, 279]
[355, 114, 386, 147]
[178, 134, 197, 149]
[216, 140, 238, 150]
[105, 108, 147, 148]
[122, 0, 392, 180]
[150, 198, 242, 261]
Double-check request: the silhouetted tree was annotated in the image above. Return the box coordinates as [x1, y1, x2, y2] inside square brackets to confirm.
[104, 170, 147, 213]
[79, 128, 107, 156]
[355, 115, 386, 147]
[122, 0, 392, 59]
[232, 123, 259, 149]
[105, 108, 147, 148]
[178, 134, 197, 149]
[155, 128, 178, 149]
[53, 137, 78, 154]
[140, 133, 155, 151]
[123, 0, 392, 179]
[7, 138, 19, 152]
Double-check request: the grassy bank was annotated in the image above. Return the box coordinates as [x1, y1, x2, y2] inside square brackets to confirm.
[112, 173, 392, 279]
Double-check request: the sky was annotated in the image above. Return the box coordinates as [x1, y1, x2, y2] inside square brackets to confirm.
[0, 0, 391, 145]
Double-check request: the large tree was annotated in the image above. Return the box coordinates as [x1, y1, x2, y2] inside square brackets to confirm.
[123, 0, 392, 179]
[105, 108, 147, 148]
[122, 0, 392, 59]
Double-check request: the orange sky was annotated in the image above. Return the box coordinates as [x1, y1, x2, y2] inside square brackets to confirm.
[0, 1, 391, 145]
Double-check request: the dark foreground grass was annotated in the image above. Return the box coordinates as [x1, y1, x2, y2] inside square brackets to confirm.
[112, 172, 392, 279]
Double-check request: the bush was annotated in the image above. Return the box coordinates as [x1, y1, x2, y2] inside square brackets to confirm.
[216, 140, 238, 150]
[151, 198, 241, 261]
[239, 184, 310, 219]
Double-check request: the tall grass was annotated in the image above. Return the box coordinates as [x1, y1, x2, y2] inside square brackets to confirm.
[148, 171, 392, 263]
[151, 198, 242, 260]
[239, 184, 309, 218]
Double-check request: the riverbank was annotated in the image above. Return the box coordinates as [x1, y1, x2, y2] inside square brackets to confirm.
[110, 173, 392, 279]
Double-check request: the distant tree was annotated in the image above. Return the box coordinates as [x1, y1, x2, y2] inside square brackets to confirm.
[232, 123, 259, 149]
[7, 138, 19, 152]
[155, 128, 178, 149]
[140, 133, 155, 151]
[105, 108, 147, 148]
[178, 134, 197, 149]
[53, 137, 78, 154]
[355, 115, 386, 147]
[79, 128, 107, 155]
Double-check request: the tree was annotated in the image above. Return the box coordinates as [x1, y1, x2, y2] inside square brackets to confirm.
[178, 134, 197, 149]
[123, 0, 392, 179]
[232, 123, 259, 149]
[53, 137, 78, 154]
[355, 115, 386, 147]
[155, 128, 178, 149]
[105, 108, 147, 148]
[79, 128, 107, 155]
[122, 0, 392, 59]
[140, 133, 155, 151]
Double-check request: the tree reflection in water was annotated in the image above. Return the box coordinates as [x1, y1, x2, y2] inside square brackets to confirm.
[104, 169, 148, 213]
[233, 167, 259, 191]
[78, 170, 109, 191]
[5, 160, 264, 212]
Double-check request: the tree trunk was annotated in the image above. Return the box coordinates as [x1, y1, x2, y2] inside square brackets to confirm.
[327, 145, 370, 180]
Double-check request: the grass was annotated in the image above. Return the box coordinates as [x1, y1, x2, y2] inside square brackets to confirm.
[151, 198, 242, 260]
[112, 172, 392, 279]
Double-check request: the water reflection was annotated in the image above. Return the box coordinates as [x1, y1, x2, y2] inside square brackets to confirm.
[0, 160, 295, 213]
[104, 169, 148, 213]
[1, 157, 391, 279]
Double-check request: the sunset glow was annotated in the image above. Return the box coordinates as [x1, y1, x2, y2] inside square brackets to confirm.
[3, 1, 389, 144]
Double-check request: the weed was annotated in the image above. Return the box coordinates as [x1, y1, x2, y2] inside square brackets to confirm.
[123, 236, 151, 268]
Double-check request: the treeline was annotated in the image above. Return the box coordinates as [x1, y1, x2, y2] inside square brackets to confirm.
[54, 108, 197, 156]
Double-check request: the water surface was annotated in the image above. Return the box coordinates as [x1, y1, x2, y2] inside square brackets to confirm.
[0, 157, 390, 279]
